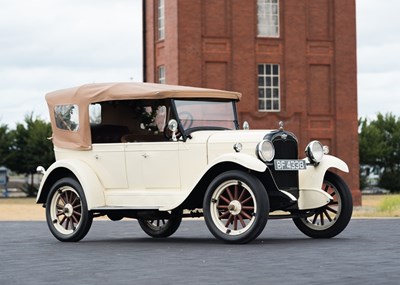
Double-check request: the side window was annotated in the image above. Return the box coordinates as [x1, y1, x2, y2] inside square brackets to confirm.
[89, 103, 102, 125]
[139, 105, 167, 133]
[90, 100, 169, 144]
[54, 105, 79, 131]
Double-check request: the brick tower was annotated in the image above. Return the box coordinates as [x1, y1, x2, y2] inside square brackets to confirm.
[143, 0, 360, 204]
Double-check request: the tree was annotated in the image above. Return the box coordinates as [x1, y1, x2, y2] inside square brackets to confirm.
[0, 123, 12, 167]
[7, 114, 54, 196]
[359, 113, 400, 192]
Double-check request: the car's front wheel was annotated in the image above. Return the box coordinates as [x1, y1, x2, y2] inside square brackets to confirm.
[46, 177, 93, 242]
[203, 170, 269, 244]
[292, 171, 353, 238]
[137, 209, 183, 238]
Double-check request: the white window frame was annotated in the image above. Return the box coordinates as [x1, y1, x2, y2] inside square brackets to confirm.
[158, 65, 165, 84]
[257, 0, 280, 38]
[258, 64, 280, 112]
[157, 0, 165, 40]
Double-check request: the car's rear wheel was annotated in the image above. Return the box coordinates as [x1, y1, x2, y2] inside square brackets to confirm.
[138, 209, 182, 238]
[46, 177, 93, 242]
[293, 171, 353, 238]
[203, 170, 269, 244]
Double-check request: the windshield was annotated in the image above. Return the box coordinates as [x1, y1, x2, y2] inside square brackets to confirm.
[174, 100, 238, 132]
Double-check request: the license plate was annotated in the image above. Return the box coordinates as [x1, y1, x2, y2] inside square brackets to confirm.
[274, 159, 306, 171]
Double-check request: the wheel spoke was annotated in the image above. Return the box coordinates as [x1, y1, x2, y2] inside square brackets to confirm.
[64, 191, 70, 204]
[241, 210, 252, 220]
[241, 196, 252, 205]
[225, 214, 233, 227]
[233, 216, 238, 230]
[326, 206, 338, 214]
[226, 187, 234, 201]
[219, 195, 231, 205]
[73, 204, 82, 209]
[323, 210, 333, 222]
[242, 206, 254, 210]
[217, 205, 229, 209]
[70, 195, 79, 206]
[238, 214, 246, 228]
[319, 213, 324, 226]
[234, 185, 239, 200]
[71, 213, 79, 224]
[237, 188, 246, 202]
[219, 211, 230, 219]
[59, 194, 67, 206]
[312, 214, 318, 225]
[65, 218, 69, 230]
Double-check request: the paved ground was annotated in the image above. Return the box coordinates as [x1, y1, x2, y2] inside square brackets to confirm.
[1, 219, 399, 285]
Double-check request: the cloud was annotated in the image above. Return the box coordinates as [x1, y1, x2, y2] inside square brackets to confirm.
[356, 0, 400, 118]
[358, 71, 400, 118]
[0, 0, 143, 127]
[356, 0, 400, 48]
[1, 0, 399, 126]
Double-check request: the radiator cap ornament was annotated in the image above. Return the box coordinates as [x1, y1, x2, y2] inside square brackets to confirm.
[279, 121, 284, 130]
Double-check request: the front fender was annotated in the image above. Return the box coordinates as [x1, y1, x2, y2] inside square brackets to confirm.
[36, 159, 106, 210]
[298, 155, 349, 210]
[209, 153, 267, 173]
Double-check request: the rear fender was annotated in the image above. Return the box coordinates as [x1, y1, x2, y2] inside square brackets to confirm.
[36, 159, 106, 210]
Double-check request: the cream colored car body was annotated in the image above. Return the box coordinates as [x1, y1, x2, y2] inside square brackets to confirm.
[38, 129, 348, 211]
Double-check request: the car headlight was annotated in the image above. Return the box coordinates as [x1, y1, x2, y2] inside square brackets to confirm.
[305, 140, 324, 164]
[257, 140, 275, 162]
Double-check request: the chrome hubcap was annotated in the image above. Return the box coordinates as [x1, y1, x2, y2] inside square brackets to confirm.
[63, 204, 74, 217]
[228, 200, 242, 215]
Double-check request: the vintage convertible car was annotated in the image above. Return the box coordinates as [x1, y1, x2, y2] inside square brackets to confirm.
[36, 82, 352, 243]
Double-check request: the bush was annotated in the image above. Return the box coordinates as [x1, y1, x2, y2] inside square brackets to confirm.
[379, 170, 400, 193]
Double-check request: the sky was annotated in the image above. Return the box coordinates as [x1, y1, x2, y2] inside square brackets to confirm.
[0, 0, 399, 128]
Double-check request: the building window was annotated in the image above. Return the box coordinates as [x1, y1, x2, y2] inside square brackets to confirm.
[158, 66, 165, 84]
[258, 64, 280, 111]
[157, 0, 165, 40]
[257, 0, 279, 37]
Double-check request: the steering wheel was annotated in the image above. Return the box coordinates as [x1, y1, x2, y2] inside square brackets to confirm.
[178, 111, 194, 129]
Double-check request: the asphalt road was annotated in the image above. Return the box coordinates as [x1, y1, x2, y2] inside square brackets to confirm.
[0, 219, 399, 285]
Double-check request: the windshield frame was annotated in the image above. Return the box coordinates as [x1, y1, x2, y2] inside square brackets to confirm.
[171, 99, 239, 140]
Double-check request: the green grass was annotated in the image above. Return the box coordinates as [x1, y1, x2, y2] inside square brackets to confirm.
[353, 194, 400, 218]
[378, 195, 400, 213]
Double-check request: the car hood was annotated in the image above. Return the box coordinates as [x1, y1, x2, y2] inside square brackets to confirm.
[189, 129, 275, 161]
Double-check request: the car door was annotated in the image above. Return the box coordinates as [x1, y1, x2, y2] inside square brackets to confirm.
[125, 141, 181, 191]
[90, 143, 128, 189]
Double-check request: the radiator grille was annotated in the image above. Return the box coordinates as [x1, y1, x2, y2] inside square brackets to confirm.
[267, 132, 299, 193]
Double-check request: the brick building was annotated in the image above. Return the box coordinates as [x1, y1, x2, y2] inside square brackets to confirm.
[143, 0, 360, 204]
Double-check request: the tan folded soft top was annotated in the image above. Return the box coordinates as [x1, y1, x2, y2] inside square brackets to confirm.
[46, 82, 242, 150]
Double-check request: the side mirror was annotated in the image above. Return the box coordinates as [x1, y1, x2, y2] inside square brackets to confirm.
[168, 119, 178, 141]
